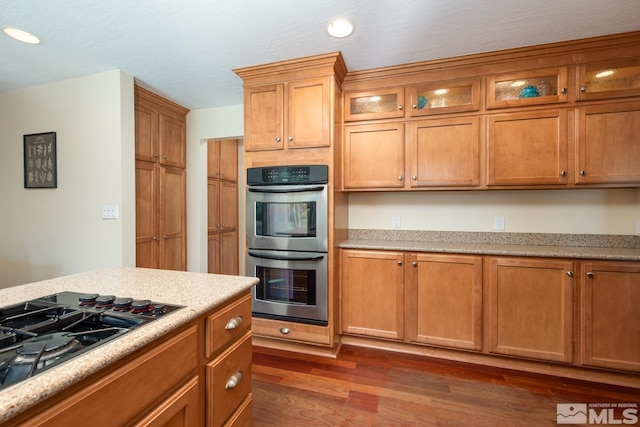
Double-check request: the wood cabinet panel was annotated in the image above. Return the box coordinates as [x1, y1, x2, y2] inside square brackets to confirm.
[287, 77, 331, 149]
[343, 123, 405, 189]
[133, 377, 200, 427]
[208, 139, 238, 181]
[341, 250, 404, 340]
[206, 333, 252, 427]
[576, 101, 640, 184]
[486, 257, 574, 363]
[406, 253, 483, 350]
[344, 87, 405, 121]
[135, 103, 158, 163]
[136, 160, 158, 268]
[159, 166, 186, 271]
[409, 116, 481, 187]
[207, 179, 220, 233]
[251, 317, 331, 345]
[244, 84, 284, 151]
[19, 326, 198, 427]
[487, 67, 568, 109]
[582, 261, 640, 372]
[206, 294, 252, 358]
[487, 110, 568, 186]
[159, 114, 186, 168]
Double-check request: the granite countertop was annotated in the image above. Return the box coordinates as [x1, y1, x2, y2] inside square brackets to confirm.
[339, 230, 640, 261]
[0, 267, 258, 423]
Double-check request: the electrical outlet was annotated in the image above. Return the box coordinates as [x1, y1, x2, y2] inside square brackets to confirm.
[636, 218, 640, 235]
[392, 215, 401, 229]
[102, 205, 119, 220]
[494, 216, 505, 231]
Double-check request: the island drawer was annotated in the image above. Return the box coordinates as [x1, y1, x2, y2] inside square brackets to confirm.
[205, 292, 252, 358]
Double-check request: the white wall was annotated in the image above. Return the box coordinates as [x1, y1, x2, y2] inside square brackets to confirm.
[186, 105, 244, 273]
[349, 189, 640, 235]
[0, 71, 135, 288]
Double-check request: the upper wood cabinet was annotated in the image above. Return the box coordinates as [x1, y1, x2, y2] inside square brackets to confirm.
[577, 58, 640, 101]
[576, 101, 640, 184]
[344, 87, 405, 121]
[409, 78, 480, 117]
[135, 87, 187, 168]
[243, 77, 332, 151]
[487, 109, 569, 186]
[343, 123, 405, 189]
[409, 116, 481, 187]
[581, 261, 640, 373]
[487, 68, 568, 109]
[485, 257, 575, 363]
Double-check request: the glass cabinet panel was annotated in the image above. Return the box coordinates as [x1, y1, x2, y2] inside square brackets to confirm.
[487, 68, 568, 109]
[344, 87, 405, 121]
[409, 78, 480, 116]
[578, 59, 640, 101]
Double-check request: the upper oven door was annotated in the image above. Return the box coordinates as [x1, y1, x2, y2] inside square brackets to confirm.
[246, 183, 328, 252]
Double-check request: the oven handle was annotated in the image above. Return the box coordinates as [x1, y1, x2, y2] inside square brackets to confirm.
[248, 251, 325, 262]
[247, 186, 325, 194]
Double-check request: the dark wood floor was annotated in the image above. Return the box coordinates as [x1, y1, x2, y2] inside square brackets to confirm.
[251, 345, 639, 426]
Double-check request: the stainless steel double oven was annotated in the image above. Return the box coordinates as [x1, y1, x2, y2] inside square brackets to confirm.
[246, 165, 328, 325]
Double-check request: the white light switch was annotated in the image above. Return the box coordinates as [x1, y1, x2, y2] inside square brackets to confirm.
[102, 205, 119, 220]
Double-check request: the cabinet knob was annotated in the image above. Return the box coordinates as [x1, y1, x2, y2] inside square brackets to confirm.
[580, 86, 587, 93]
[586, 271, 594, 278]
[288, 136, 293, 141]
[580, 170, 586, 176]
[566, 271, 574, 277]
[561, 88, 567, 94]
[397, 260, 403, 266]
[162, 154, 167, 159]
[153, 236, 157, 241]
[398, 176, 403, 181]
[275, 137, 281, 142]
[412, 104, 417, 109]
[412, 261, 417, 267]
[412, 175, 417, 180]
[279, 327, 291, 335]
[225, 315, 243, 330]
[560, 170, 566, 176]
[225, 371, 243, 389]
[153, 153, 158, 158]
[398, 105, 403, 110]
[162, 235, 167, 240]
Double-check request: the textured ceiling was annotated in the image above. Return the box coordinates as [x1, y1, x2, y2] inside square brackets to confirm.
[1, 0, 639, 110]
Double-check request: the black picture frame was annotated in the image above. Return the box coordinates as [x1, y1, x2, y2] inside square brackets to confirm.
[24, 132, 57, 188]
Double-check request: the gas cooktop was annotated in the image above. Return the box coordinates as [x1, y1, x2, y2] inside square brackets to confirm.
[0, 291, 183, 391]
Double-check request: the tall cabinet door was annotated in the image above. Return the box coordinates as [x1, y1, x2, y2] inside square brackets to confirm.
[159, 166, 186, 271]
[287, 77, 331, 149]
[244, 84, 284, 151]
[135, 161, 158, 269]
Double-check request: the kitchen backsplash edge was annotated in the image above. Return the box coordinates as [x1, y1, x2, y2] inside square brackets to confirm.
[346, 229, 640, 249]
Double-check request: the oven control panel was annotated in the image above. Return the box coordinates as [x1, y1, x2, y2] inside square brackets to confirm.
[247, 164, 328, 185]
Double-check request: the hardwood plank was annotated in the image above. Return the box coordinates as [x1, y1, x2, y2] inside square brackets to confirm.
[252, 345, 640, 426]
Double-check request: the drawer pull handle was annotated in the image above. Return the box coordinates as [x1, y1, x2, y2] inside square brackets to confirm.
[566, 271, 574, 277]
[225, 316, 243, 330]
[225, 371, 243, 389]
[279, 327, 291, 335]
[412, 261, 417, 267]
[586, 271, 594, 278]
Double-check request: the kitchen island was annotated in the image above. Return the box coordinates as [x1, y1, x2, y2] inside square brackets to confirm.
[0, 267, 258, 426]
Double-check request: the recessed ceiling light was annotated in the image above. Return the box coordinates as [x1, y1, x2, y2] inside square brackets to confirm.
[327, 19, 354, 38]
[3, 27, 41, 44]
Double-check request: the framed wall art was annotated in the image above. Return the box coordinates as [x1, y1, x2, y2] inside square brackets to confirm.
[24, 131, 57, 189]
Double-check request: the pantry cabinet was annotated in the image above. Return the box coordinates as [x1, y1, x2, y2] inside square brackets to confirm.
[341, 250, 405, 340]
[405, 253, 483, 350]
[207, 140, 238, 275]
[581, 261, 640, 372]
[485, 257, 575, 363]
[576, 101, 640, 184]
[487, 109, 569, 186]
[135, 86, 188, 271]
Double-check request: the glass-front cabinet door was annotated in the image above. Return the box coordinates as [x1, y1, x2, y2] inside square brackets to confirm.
[487, 68, 568, 109]
[409, 78, 480, 116]
[344, 87, 405, 121]
[577, 59, 640, 101]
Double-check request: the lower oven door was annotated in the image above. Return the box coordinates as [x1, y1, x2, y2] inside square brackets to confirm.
[247, 249, 328, 325]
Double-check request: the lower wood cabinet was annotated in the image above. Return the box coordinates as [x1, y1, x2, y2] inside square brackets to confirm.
[406, 253, 483, 350]
[581, 261, 640, 372]
[485, 256, 575, 363]
[341, 250, 405, 340]
[133, 376, 200, 427]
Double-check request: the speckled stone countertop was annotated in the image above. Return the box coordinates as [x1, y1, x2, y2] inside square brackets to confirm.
[340, 230, 640, 261]
[0, 267, 258, 423]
